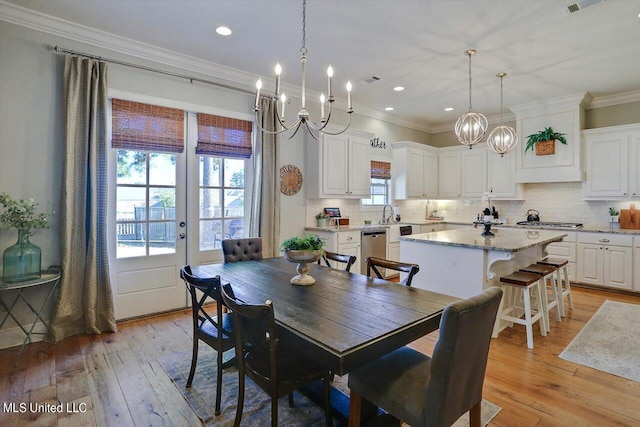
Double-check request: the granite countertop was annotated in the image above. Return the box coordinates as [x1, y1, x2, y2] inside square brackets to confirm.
[400, 227, 568, 252]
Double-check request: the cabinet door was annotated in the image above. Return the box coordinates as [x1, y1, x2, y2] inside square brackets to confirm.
[577, 243, 603, 285]
[461, 149, 487, 198]
[488, 149, 519, 198]
[438, 152, 461, 198]
[407, 149, 425, 197]
[347, 136, 371, 197]
[630, 133, 640, 197]
[322, 135, 349, 196]
[603, 245, 633, 290]
[421, 224, 446, 233]
[634, 245, 640, 292]
[584, 135, 628, 197]
[338, 243, 361, 275]
[422, 150, 438, 197]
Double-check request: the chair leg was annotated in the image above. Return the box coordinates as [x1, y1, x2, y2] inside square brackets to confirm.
[215, 350, 223, 416]
[186, 338, 198, 388]
[271, 394, 278, 427]
[324, 374, 333, 427]
[289, 391, 294, 407]
[563, 266, 573, 310]
[348, 391, 362, 427]
[234, 372, 244, 427]
[469, 401, 482, 427]
[522, 287, 535, 350]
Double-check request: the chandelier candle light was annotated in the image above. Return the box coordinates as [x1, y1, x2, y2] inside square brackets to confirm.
[455, 49, 488, 148]
[486, 72, 519, 157]
[254, 0, 353, 140]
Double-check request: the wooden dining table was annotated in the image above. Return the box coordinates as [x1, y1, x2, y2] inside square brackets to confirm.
[192, 257, 459, 424]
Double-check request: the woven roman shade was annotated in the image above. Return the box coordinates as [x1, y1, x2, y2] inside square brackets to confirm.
[196, 114, 253, 159]
[371, 161, 391, 179]
[111, 99, 185, 153]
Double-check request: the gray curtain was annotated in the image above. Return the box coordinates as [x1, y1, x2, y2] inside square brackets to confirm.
[249, 97, 281, 258]
[51, 55, 117, 339]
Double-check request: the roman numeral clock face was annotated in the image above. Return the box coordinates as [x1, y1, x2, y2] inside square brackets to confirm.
[279, 164, 303, 196]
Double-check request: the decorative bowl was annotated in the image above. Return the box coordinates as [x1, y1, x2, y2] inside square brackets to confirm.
[282, 250, 323, 285]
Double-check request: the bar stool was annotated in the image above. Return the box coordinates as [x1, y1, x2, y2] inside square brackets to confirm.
[519, 263, 561, 332]
[538, 258, 573, 317]
[493, 271, 547, 350]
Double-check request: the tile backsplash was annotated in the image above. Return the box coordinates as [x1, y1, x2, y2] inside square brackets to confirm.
[307, 182, 640, 229]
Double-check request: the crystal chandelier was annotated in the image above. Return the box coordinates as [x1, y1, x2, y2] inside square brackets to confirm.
[455, 49, 487, 148]
[486, 73, 519, 157]
[253, 0, 353, 140]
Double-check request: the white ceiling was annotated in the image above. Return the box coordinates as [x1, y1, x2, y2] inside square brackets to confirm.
[4, 0, 640, 131]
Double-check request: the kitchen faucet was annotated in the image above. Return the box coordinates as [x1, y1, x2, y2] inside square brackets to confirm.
[381, 204, 394, 224]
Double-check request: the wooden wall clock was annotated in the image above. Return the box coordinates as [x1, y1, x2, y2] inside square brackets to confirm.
[280, 164, 303, 196]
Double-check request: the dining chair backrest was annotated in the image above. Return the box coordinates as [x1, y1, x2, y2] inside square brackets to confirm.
[180, 265, 224, 331]
[318, 250, 357, 272]
[366, 256, 420, 286]
[222, 238, 263, 263]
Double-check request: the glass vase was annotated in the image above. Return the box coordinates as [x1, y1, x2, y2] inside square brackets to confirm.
[3, 230, 42, 283]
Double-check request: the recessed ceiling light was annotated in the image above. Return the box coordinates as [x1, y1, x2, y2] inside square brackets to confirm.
[216, 26, 232, 36]
[385, 107, 394, 111]
[444, 107, 454, 111]
[393, 86, 405, 92]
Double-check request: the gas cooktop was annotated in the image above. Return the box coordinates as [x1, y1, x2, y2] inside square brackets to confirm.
[516, 221, 583, 229]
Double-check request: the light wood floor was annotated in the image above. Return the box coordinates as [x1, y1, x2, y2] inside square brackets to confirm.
[1, 286, 639, 426]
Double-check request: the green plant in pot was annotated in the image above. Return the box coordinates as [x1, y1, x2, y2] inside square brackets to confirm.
[609, 207, 620, 223]
[525, 127, 567, 155]
[280, 233, 324, 286]
[315, 211, 329, 227]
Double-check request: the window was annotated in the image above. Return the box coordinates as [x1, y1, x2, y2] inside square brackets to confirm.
[196, 113, 252, 250]
[362, 161, 391, 206]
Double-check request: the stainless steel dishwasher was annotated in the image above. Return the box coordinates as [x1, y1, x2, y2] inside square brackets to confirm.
[361, 229, 387, 274]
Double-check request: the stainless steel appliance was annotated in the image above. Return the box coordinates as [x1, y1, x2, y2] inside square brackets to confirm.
[516, 221, 583, 229]
[361, 229, 387, 273]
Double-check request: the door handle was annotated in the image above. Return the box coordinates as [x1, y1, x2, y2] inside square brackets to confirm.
[179, 233, 186, 239]
[179, 221, 186, 227]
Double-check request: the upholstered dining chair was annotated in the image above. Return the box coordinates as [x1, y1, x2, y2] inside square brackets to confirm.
[318, 250, 357, 272]
[348, 286, 503, 427]
[222, 237, 263, 263]
[180, 266, 235, 416]
[221, 283, 333, 427]
[366, 256, 420, 286]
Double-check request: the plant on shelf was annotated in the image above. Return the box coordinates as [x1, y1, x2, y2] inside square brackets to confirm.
[280, 233, 324, 286]
[315, 211, 330, 227]
[609, 207, 620, 223]
[525, 127, 567, 155]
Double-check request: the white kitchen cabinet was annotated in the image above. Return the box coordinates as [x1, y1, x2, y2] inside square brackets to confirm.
[487, 148, 523, 199]
[305, 129, 373, 199]
[545, 231, 577, 282]
[634, 237, 640, 293]
[438, 147, 487, 199]
[583, 124, 640, 199]
[420, 223, 446, 233]
[313, 230, 361, 275]
[392, 142, 438, 199]
[577, 233, 633, 291]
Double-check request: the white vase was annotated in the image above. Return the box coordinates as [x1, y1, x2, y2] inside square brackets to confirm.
[610, 215, 619, 223]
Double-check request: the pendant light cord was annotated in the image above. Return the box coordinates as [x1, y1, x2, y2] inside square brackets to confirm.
[500, 75, 504, 124]
[468, 52, 473, 111]
[300, 0, 307, 55]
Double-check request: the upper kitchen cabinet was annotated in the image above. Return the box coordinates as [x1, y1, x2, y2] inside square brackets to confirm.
[392, 141, 438, 199]
[438, 146, 486, 199]
[487, 147, 523, 200]
[583, 124, 640, 199]
[511, 93, 591, 183]
[305, 128, 372, 198]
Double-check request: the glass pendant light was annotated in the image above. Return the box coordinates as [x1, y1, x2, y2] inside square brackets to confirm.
[486, 72, 519, 157]
[455, 49, 487, 148]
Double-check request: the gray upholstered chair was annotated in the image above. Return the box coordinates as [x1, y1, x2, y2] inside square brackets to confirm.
[347, 286, 503, 427]
[222, 238, 263, 263]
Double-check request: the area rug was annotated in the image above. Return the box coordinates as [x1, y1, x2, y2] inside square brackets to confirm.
[157, 348, 501, 426]
[559, 300, 640, 382]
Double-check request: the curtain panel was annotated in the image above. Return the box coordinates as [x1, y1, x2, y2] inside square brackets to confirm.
[51, 55, 117, 339]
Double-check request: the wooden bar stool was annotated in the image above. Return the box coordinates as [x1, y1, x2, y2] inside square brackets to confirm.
[520, 263, 561, 332]
[493, 271, 547, 349]
[538, 258, 573, 317]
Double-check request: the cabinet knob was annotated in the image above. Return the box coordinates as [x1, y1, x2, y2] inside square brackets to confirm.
[347, 237, 353, 241]
[624, 193, 627, 196]
[599, 238, 610, 243]
[605, 247, 609, 250]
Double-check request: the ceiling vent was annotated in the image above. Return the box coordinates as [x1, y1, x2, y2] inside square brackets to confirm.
[360, 76, 381, 84]
[565, 0, 604, 14]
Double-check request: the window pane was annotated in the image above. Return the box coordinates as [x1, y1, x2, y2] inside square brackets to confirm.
[200, 156, 221, 187]
[149, 222, 176, 255]
[117, 187, 146, 220]
[117, 150, 147, 185]
[200, 219, 222, 250]
[372, 195, 386, 205]
[224, 189, 244, 217]
[362, 198, 372, 205]
[372, 186, 386, 195]
[200, 189, 221, 218]
[371, 178, 386, 184]
[225, 219, 245, 239]
[224, 158, 245, 187]
[150, 187, 176, 211]
[116, 222, 146, 258]
[149, 153, 176, 186]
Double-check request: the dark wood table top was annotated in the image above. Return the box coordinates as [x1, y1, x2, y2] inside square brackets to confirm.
[193, 257, 459, 375]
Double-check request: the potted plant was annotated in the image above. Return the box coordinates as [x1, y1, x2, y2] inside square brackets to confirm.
[525, 127, 567, 156]
[0, 193, 53, 282]
[315, 211, 329, 227]
[280, 233, 324, 285]
[609, 207, 620, 223]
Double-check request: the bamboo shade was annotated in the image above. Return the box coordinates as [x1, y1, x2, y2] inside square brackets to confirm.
[197, 113, 253, 159]
[111, 99, 184, 153]
[371, 160, 391, 179]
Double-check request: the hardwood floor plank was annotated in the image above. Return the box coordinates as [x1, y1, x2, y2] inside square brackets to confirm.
[19, 384, 57, 427]
[56, 396, 96, 427]
[55, 335, 90, 404]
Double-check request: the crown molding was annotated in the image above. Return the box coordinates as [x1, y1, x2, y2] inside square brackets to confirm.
[428, 111, 516, 134]
[587, 89, 640, 109]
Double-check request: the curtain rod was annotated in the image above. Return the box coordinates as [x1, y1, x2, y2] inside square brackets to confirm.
[53, 45, 254, 95]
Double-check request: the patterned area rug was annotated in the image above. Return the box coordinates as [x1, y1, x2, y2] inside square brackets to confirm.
[157, 348, 501, 426]
[560, 300, 640, 382]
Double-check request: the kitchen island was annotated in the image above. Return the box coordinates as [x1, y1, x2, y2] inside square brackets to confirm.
[400, 227, 567, 299]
